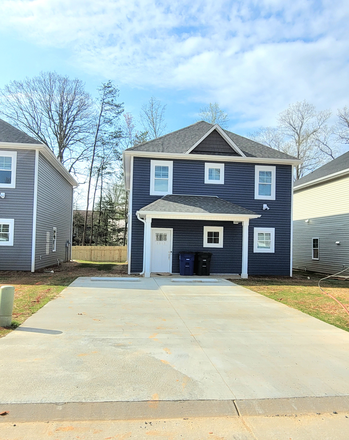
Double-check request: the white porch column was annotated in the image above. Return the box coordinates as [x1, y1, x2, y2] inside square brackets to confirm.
[241, 220, 249, 279]
[144, 216, 152, 277]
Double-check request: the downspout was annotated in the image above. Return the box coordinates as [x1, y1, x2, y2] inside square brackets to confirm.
[136, 211, 146, 276]
[31, 149, 39, 272]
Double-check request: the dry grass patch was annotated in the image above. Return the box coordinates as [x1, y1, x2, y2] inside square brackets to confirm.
[232, 270, 349, 332]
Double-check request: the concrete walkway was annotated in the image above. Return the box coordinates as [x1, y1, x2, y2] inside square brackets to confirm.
[0, 276, 349, 438]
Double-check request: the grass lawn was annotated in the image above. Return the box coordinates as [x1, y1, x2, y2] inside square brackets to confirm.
[0, 260, 127, 338]
[232, 270, 349, 332]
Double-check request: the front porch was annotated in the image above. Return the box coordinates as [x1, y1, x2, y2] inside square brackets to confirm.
[135, 195, 260, 278]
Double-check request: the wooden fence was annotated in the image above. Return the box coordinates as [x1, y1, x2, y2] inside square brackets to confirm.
[72, 246, 127, 263]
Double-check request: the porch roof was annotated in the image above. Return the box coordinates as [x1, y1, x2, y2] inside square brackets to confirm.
[137, 195, 260, 221]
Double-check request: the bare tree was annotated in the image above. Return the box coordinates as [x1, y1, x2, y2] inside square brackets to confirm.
[140, 97, 166, 139]
[0, 71, 92, 171]
[198, 102, 229, 128]
[315, 125, 339, 160]
[250, 127, 286, 151]
[278, 101, 331, 179]
[121, 112, 149, 148]
[82, 81, 123, 245]
[336, 107, 349, 144]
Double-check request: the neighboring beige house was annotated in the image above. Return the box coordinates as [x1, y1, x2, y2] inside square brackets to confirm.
[293, 151, 349, 274]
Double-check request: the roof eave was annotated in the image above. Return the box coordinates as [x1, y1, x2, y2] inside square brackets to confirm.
[0, 141, 78, 187]
[294, 168, 349, 191]
[124, 149, 301, 166]
[136, 210, 261, 221]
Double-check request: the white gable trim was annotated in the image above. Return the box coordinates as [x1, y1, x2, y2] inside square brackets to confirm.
[185, 124, 246, 157]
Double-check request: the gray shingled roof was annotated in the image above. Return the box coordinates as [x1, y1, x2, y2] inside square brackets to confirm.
[294, 151, 349, 188]
[139, 194, 258, 216]
[127, 121, 296, 160]
[0, 119, 41, 144]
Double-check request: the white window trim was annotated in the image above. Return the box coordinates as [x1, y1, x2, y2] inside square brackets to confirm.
[0, 218, 14, 246]
[255, 165, 275, 200]
[0, 151, 17, 189]
[150, 160, 173, 196]
[205, 162, 224, 184]
[254, 227, 275, 253]
[203, 226, 224, 248]
[52, 227, 57, 252]
[312, 237, 319, 260]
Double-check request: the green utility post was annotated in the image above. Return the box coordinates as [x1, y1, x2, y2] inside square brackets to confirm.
[0, 286, 15, 327]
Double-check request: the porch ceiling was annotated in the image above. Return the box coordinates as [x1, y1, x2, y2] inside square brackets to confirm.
[137, 194, 260, 221]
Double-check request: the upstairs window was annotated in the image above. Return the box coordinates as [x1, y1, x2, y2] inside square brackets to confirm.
[205, 163, 224, 184]
[0, 151, 17, 188]
[312, 238, 319, 260]
[150, 160, 173, 195]
[255, 165, 275, 200]
[0, 219, 14, 246]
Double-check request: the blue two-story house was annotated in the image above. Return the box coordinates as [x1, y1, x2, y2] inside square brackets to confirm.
[123, 121, 300, 278]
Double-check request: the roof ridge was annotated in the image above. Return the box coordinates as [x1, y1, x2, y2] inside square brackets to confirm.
[167, 194, 219, 198]
[126, 121, 212, 150]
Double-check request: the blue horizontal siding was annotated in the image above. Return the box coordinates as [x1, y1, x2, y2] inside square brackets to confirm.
[0, 149, 35, 271]
[152, 219, 242, 274]
[131, 157, 292, 275]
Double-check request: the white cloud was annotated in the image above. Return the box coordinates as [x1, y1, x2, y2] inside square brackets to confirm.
[1, 0, 349, 129]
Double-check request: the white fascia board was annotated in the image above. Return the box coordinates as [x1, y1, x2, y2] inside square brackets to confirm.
[294, 168, 349, 191]
[0, 142, 78, 187]
[185, 124, 246, 157]
[124, 150, 301, 166]
[136, 211, 261, 221]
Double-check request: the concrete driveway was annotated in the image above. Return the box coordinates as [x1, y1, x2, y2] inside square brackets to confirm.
[1, 276, 349, 414]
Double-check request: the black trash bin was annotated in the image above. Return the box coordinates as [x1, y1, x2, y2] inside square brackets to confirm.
[179, 252, 195, 276]
[195, 252, 212, 276]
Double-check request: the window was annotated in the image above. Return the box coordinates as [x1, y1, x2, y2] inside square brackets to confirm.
[156, 233, 167, 242]
[255, 165, 275, 200]
[312, 238, 319, 260]
[203, 226, 223, 248]
[52, 227, 57, 252]
[254, 227, 275, 253]
[205, 163, 224, 184]
[0, 219, 14, 246]
[150, 160, 173, 195]
[0, 151, 17, 188]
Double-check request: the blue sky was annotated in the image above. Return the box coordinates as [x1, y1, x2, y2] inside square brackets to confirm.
[0, 0, 349, 137]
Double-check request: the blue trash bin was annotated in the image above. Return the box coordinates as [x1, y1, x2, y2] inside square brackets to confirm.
[179, 252, 195, 276]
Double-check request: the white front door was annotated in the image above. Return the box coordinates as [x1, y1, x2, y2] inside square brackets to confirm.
[151, 228, 173, 273]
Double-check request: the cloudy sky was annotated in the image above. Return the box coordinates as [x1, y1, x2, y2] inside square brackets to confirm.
[0, 0, 348, 136]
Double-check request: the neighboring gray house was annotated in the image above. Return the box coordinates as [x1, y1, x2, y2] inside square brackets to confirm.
[293, 151, 349, 274]
[124, 121, 300, 278]
[0, 119, 78, 271]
